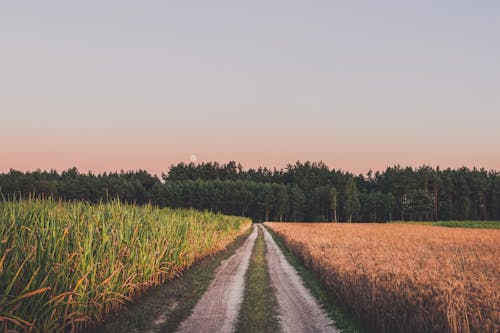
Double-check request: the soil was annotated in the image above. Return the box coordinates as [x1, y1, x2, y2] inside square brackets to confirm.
[262, 226, 336, 333]
[175, 225, 258, 333]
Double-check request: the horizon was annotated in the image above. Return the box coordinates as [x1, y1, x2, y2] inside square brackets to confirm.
[2, 160, 499, 178]
[1, 1, 499, 175]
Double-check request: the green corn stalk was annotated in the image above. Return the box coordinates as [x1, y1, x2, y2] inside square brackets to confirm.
[0, 198, 251, 332]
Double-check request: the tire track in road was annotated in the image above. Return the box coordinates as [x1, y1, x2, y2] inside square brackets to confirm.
[175, 225, 258, 333]
[177, 224, 337, 333]
[262, 226, 337, 333]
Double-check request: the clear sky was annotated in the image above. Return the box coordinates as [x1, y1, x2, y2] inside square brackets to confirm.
[1, 1, 499, 175]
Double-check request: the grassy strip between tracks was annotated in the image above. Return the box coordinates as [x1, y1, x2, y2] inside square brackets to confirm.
[236, 226, 279, 333]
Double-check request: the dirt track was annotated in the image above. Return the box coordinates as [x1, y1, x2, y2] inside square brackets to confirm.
[262, 226, 336, 333]
[176, 224, 336, 333]
[175, 225, 258, 333]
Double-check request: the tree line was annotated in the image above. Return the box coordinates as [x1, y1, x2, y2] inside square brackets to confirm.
[1, 161, 499, 222]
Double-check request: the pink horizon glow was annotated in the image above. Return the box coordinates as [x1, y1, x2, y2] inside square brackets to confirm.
[2, 146, 499, 176]
[1, 2, 499, 175]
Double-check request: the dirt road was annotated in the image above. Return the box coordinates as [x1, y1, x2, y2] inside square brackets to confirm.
[177, 224, 336, 333]
[175, 225, 258, 333]
[262, 226, 336, 333]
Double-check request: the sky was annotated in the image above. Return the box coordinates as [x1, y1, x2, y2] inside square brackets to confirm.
[1, 0, 499, 175]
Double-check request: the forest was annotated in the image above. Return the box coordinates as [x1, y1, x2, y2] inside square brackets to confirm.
[1, 161, 499, 222]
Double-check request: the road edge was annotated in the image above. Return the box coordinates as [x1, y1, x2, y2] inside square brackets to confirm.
[93, 226, 254, 333]
[264, 224, 367, 333]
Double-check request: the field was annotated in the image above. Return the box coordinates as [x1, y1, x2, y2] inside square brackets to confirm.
[395, 221, 500, 229]
[0, 199, 251, 332]
[431, 221, 500, 229]
[265, 222, 500, 333]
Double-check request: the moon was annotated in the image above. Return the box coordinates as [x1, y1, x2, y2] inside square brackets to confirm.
[190, 154, 198, 163]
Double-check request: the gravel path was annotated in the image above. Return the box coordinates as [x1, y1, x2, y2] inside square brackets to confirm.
[262, 226, 337, 333]
[175, 225, 258, 333]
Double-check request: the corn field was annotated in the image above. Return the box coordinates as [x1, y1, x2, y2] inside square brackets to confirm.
[266, 222, 500, 333]
[0, 198, 251, 332]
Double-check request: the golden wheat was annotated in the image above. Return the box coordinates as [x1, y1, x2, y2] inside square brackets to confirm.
[266, 222, 499, 333]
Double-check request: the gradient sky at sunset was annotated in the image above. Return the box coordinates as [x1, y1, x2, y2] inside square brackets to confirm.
[1, 1, 499, 175]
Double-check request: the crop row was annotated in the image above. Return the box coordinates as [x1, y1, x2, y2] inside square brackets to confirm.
[0, 199, 250, 332]
[266, 222, 499, 333]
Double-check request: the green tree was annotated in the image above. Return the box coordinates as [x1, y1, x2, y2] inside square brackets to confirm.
[273, 184, 288, 221]
[344, 177, 360, 223]
[458, 175, 471, 219]
[261, 184, 274, 221]
[367, 191, 385, 221]
[408, 190, 433, 221]
[386, 192, 396, 221]
[288, 185, 306, 222]
[330, 187, 338, 222]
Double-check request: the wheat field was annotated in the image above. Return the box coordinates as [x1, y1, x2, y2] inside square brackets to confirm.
[266, 222, 499, 333]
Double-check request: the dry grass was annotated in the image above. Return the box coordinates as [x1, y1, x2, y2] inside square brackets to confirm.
[265, 222, 499, 333]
